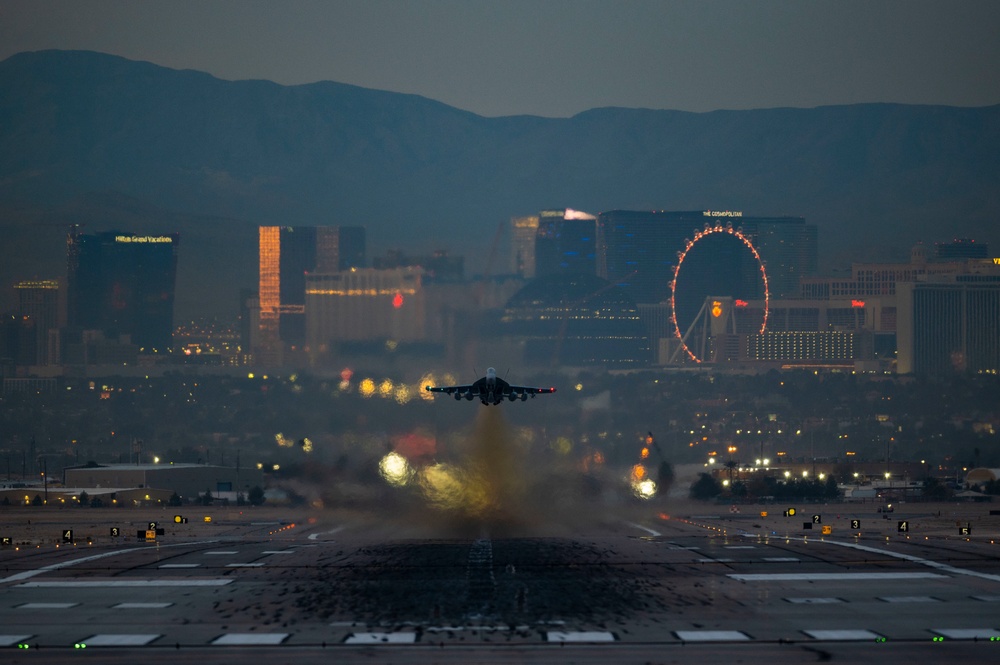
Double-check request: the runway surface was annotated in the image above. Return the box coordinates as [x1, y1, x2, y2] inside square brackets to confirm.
[2, 505, 1000, 663]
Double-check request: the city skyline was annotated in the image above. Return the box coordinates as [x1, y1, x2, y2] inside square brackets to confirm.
[3, 209, 998, 376]
[2, 48, 997, 323]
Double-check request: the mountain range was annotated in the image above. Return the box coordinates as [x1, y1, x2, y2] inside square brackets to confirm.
[2, 49, 998, 318]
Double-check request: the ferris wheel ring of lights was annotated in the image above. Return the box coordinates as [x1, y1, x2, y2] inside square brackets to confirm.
[669, 222, 769, 363]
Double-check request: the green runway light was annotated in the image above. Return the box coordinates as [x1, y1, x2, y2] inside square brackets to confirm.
[74, 643, 87, 649]
[17, 643, 30, 649]
[932, 636, 945, 642]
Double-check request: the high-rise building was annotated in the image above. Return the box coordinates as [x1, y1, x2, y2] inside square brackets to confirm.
[316, 226, 367, 271]
[15, 280, 59, 365]
[534, 209, 599, 277]
[935, 239, 988, 261]
[257, 225, 367, 365]
[66, 228, 179, 353]
[897, 276, 1000, 374]
[597, 210, 702, 305]
[510, 215, 539, 278]
[738, 216, 817, 298]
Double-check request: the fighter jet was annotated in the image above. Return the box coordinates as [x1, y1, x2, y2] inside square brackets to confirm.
[425, 368, 556, 405]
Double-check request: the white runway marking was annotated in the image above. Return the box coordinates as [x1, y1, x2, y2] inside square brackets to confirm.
[159, 563, 200, 568]
[823, 539, 1000, 583]
[17, 602, 79, 609]
[424, 625, 530, 633]
[344, 632, 417, 644]
[0, 635, 32, 647]
[204, 551, 238, 555]
[626, 522, 661, 537]
[81, 633, 160, 646]
[212, 633, 289, 645]
[932, 628, 1000, 640]
[308, 526, 345, 541]
[972, 595, 1000, 602]
[764, 557, 800, 562]
[699, 557, 734, 563]
[803, 629, 882, 641]
[0, 540, 221, 585]
[546, 631, 616, 642]
[262, 550, 294, 554]
[675, 630, 750, 641]
[226, 562, 265, 567]
[785, 597, 844, 604]
[113, 603, 172, 609]
[18, 579, 232, 588]
[724, 545, 756, 549]
[0, 549, 130, 583]
[879, 595, 939, 603]
[729, 572, 946, 581]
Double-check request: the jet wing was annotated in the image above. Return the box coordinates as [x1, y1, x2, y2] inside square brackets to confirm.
[425, 384, 476, 395]
[506, 385, 556, 397]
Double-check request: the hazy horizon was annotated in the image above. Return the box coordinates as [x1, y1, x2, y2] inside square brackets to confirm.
[2, 1, 998, 118]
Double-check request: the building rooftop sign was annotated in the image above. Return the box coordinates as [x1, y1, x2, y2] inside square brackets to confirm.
[115, 235, 174, 244]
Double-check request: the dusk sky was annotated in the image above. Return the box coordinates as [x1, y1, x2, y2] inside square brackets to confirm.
[2, 0, 999, 118]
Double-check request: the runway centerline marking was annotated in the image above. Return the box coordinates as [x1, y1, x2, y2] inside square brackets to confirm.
[546, 631, 616, 642]
[932, 628, 1000, 640]
[17, 602, 79, 609]
[729, 572, 945, 581]
[18, 579, 232, 588]
[803, 629, 882, 641]
[113, 602, 173, 609]
[212, 633, 289, 645]
[81, 633, 161, 646]
[0, 635, 33, 647]
[675, 630, 750, 641]
[344, 632, 417, 644]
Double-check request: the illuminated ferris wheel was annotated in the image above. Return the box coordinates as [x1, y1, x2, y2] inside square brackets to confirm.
[668, 222, 769, 363]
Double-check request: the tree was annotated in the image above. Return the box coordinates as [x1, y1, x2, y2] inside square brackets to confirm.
[168, 492, 183, 507]
[200, 489, 213, 506]
[922, 476, 953, 500]
[657, 461, 675, 496]
[248, 485, 266, 506]
[32, 494, 43, 506]
[723, 459, 739, 483]
[690, 473, 722, 501]
[78, 491, 89, 507]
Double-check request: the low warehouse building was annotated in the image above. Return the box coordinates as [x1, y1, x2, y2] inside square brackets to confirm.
[63, 463, 264, 500]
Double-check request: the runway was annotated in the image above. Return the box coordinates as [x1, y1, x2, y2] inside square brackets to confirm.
[2, 506, 999, 663]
